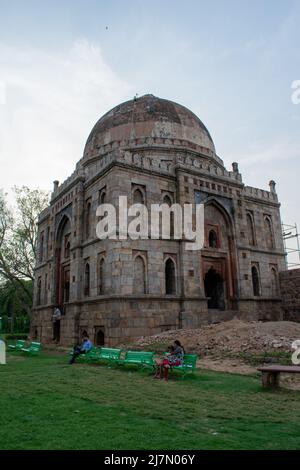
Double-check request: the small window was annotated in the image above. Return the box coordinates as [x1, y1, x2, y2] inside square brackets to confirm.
[39, 232, 44, 263]
[95, 329, 105, 346]
[251, 266, 260, 297]
[133, 255, 146, 294]
[165, 258, 176, 295]
[98, 257, 106, 295]
[209, 229, 218, 248]
[64, 234, 71, 258]
[37, 277, 42, 306]
[264, 216, 275, 249]
[271, 268, 279, 296]
[133, 188, 144, 204]
[85, 201, 91, 239]
[246, 213, 255, 246]
[163, 195, 174, 238]
[84, 263, 90, 297]
[99, 190, 106, 205]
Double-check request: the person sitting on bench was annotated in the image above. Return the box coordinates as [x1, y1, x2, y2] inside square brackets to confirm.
[154, 340, 185, 381]
[69, 333, 92, 364]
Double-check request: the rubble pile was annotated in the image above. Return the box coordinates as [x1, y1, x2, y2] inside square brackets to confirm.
[132, 319, 300, 356]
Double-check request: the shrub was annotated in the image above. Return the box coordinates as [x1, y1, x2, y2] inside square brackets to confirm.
[4, 333, 28, 341]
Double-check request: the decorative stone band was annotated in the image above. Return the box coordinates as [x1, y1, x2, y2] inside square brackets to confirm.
[84, 136, 218, 162]
[49, 137, 276, 205]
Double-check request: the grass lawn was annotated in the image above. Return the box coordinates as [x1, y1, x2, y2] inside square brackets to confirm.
[1, 351, 300, 450]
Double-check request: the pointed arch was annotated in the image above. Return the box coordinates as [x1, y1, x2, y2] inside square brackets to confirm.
[163, 194, 174, 237]
[84, 262, 90, 297]
[99, 190, 106, 205]
[270, 267, 279, 296]
[95, 329, 105, 346]
[209, 229, 218, 248]
[205, 197, 234, 232]
[54, 214, 71, 307]
[55, 214, 71, 244]
[37, 277, 42, 306]
[251, 265, 261, 297]
[246, 212, 255, 246]
[133, 188, 145, 204]
[39, 231, 44, 263]
[165, 257, 176, 295]
[264, 216, 275, 249]
[98, 256, 106, 295]
[85, 200, 92, 239]
[133, 255, 147, 294]
[163, 194, 172, 206]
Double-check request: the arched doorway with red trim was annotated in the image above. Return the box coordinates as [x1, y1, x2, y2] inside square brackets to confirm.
[201, 198, 238, 311]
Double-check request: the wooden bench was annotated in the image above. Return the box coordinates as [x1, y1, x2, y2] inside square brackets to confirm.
[257, 365, 300, 388]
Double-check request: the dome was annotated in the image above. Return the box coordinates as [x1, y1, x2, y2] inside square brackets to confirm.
[83, 94, 216, 160]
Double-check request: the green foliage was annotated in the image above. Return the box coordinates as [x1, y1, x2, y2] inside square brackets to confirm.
[0, 279, 32, 332]
[1, 352, 300, 450]
[0, 186, 49, 301]
[4, 333, 28, 340]
[0, 316, 30, 334]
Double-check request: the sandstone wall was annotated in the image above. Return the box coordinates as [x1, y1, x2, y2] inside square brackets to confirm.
[280, 269, 300, 321]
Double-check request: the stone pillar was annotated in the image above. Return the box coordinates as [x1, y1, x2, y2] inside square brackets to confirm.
[232, 162, 239, 173]
[269, 180, 276, 193]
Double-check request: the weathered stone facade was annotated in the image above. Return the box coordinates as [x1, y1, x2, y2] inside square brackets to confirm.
[31, 94, 286, 346]
[280, 269, 300, 321]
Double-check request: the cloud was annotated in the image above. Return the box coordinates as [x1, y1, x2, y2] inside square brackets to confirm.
[0, 38, 132, 193]
[235, 137, 300, 167]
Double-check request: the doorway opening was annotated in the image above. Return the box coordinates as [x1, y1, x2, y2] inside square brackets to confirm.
[204, 267, 225, 310]
[53, 320, 61, 343]
[95, 329, 105, 346]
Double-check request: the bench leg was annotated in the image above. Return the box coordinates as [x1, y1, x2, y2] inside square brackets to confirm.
[261, 372, 280, 389]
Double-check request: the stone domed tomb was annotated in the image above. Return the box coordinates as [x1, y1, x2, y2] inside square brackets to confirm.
[32, 94, 286, 346]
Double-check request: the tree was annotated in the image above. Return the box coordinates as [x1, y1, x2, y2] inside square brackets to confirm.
[0, 279, 33, 330]
[0, 186, 49, 303]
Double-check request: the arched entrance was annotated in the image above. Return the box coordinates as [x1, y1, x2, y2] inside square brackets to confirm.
[53, 320, 60, 342]
[54, 215, 71, 309]
[95, 329, 105, 346]
[204, 267, 225, 310]
[202, 198, 238, 311]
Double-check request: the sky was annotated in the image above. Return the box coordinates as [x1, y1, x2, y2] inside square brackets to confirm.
[0, 0, 299, 262]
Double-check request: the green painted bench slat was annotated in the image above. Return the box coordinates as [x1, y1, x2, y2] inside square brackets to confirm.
[8, 340, 26, 351]
[118, 351, 155, 368]
[21, 342, 41, 355]
[99, 348, 122, 361]
[171, 354, 198, 376]
[75, 347, 101, 362]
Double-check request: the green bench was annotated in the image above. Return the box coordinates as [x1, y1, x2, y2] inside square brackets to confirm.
[117, 350, 155, 369]
[68, 347, 121, 364]
[73, 347, 101, 363]
[171, 354, 198, 377]
[98, 347, 122, 363]
[8, 339, 26, 351]
[21, 342, 41, 355]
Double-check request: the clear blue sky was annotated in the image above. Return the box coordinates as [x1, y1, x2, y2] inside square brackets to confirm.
[0, 0, 299, 258]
